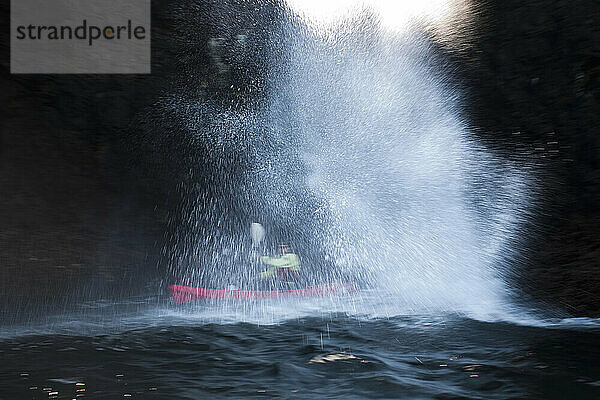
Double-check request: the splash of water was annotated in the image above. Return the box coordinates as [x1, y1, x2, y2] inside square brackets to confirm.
[166, 1, 534, 320]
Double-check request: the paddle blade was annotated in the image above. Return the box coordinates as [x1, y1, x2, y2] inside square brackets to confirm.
[250, 222, 265, 247]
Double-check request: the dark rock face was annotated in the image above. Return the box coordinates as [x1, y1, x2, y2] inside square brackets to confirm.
[0, 0, 286, 314]
[451, 0, 600, 315]
[1, 0, 598, 315]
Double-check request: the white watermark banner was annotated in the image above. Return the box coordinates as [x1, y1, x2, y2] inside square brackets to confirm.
[11, 0, 150, 73]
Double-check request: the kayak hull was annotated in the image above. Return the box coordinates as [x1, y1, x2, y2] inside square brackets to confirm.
[169, 282, 356, 304]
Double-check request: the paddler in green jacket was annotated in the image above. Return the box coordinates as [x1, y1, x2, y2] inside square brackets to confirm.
[259, 244, 300, 281]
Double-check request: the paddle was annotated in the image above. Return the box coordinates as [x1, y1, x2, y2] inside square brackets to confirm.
[250, 222, 265, 248]
[250, 223, 266, 282]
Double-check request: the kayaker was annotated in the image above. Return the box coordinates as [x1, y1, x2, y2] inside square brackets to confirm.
[259, 244, 300, 282]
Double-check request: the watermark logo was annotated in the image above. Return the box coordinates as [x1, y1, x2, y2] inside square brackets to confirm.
[11, 0, 150, 73]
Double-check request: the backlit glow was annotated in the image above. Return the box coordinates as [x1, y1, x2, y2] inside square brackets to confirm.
[286, 0, 452, 30]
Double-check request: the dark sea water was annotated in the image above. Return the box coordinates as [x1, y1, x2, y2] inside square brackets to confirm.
[2, 295, 599, 400]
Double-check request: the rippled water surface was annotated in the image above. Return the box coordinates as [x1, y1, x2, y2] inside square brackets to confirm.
[2, 296, 599, 399]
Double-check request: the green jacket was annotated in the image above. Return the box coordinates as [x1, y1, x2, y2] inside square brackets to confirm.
[259, 253, 300, 279]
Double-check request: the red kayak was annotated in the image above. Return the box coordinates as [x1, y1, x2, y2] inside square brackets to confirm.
[169, 282, 356, 304]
